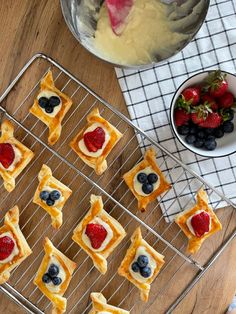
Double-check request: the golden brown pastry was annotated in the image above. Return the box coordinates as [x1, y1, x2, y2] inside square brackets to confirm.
[118, 227, 165, 302]
[89, 292, 130, 314]
[175, 188, 222, 254]
[70, 108, 122, 175]
[123, 148, 171, 212]
[72, 194, 126, 274]
[0, 206, 32, 284]
[34, 237, 76, 314]
[29, 71, 73, 145]
[33, 164, 72, 229]
[0, 120, 34, 192]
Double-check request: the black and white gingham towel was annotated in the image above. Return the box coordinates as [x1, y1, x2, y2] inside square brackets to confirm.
[116, 0, 236, 222]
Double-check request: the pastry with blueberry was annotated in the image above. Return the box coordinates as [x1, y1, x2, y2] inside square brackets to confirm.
[72, 194, 126, 274]
[33, 164, 72, 229]
[89, 292, 130, 314]
[0, 206, 32, 284]
[70, 108, 123, 175]
[118, 227, 165, 302]
[34, 237, 76, 314]
[30, 71, 72, 145]
[0, 120, 34, 192]
[123, 148, 171, 212]
[175, 189, 222, 254]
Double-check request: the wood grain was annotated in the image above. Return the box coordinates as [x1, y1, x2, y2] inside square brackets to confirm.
[0, 1, 235, 314]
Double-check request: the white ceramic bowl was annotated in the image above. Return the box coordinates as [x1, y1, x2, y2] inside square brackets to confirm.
[170, 70, 236, 158]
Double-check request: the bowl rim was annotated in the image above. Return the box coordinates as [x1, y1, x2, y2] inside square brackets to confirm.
[60, 0, 210, 70]
[170, 69, 236, 158]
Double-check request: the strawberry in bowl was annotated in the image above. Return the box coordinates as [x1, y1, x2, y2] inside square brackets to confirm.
[170, 70, 236, 158]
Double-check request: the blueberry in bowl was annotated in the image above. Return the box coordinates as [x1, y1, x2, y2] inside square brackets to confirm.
[170, 70, 236, 158]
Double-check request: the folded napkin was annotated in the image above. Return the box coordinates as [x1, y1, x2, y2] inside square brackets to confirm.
[116, 0, 236, 222]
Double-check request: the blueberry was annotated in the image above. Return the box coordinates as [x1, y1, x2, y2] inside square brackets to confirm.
[194, 139, 204, 148]
[147, 173, 158, 184]
[224, 109, 234, 122]
[185, 134, 196, 145]
[45, 105, 54, 114]
[42, 273, 51, 284]
[137, 173, 147, 183]
[40, 190, 50, 201]
[131, 262, 140, 273]
[52, 277, 62, 286]
[49, 96, 61, 107]
[223, 121, 234, 133]
[38, 97, 49, 109]
[189, 125, 198, 135]
[214, 127, 224, 138]
[204, 128, 214, 135]
[204, 137, 217, 151]
[137, 255, 149, 268]
[48, 264, 59, 277]
[197, 130, 205, 139]
[50, 190, 61, 201]
[207, 135, 216, 141]
[46, 198, 55, 206]
[177, 125, 189, 136]
[142, 183, 153, 195]
[140, 266, 152, 278]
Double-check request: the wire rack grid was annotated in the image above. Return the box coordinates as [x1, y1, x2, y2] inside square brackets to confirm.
[0, 53, 234, 314]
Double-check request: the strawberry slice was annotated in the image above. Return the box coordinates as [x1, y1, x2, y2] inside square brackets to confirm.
[105, 0, 134, 35]
[0, 236, 15, 261]
[85, 223, 108, 249]
[84, 127, 106, 153]
[0, 143, 15, 169]
[191, 211, 210, 238]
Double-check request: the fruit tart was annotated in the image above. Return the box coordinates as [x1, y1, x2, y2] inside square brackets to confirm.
[175, 188, 222, 254]
[0, 120, 34, 192]
[33, 164, 72, 229]
[70, 108, 122, 175]
[29, 70, 73, 145]
[89, 292, 130, 314]
[34, 237, 76, 314]
[72, 194, 126, 274]
[123, 148, 171, 212]
[0, 206, 32, 284]
[118, 227, 165, 302]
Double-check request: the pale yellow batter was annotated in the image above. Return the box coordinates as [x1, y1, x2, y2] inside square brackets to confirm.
[94, 0, 187, 65]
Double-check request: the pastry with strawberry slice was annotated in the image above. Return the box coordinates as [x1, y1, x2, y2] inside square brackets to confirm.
[70, 108, 122, 175]
[72, 194, 126, 274]
[0, 120, 34, 192]
[175, 189, 222, 254]
[0, 206, 32, 283]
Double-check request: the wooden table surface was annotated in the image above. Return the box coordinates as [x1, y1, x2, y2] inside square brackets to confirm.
[0, 1, 235, 313]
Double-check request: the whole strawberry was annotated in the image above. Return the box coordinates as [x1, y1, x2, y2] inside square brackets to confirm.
[199, 112, 222, 128]
[204, 70, 228, 98]
[174, 108, 190, 127]
[201, 94, 218, 111]
[182, 87, 200, 106]
[218, 91, 234, 109]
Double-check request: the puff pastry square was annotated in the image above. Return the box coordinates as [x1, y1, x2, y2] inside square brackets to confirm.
[72, 194, 126, 274]
[70, 108, 122, 175]
[0, 206, 32, 284]
[29, 71, 73, 145]
[0, 120, 34, 192]
[123, 148, 171, 212]
[175, 189, 222, 254]
[33, 164, 72, 229]
[118, 227, 165, 302]
[89, 292, 130, 314]
[34, 237, 76, 314]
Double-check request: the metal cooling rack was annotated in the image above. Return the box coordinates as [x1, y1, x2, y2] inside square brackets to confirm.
[0, 53, 235, 314]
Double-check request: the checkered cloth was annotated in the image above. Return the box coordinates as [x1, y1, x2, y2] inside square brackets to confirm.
[116, 0, 236, 222]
